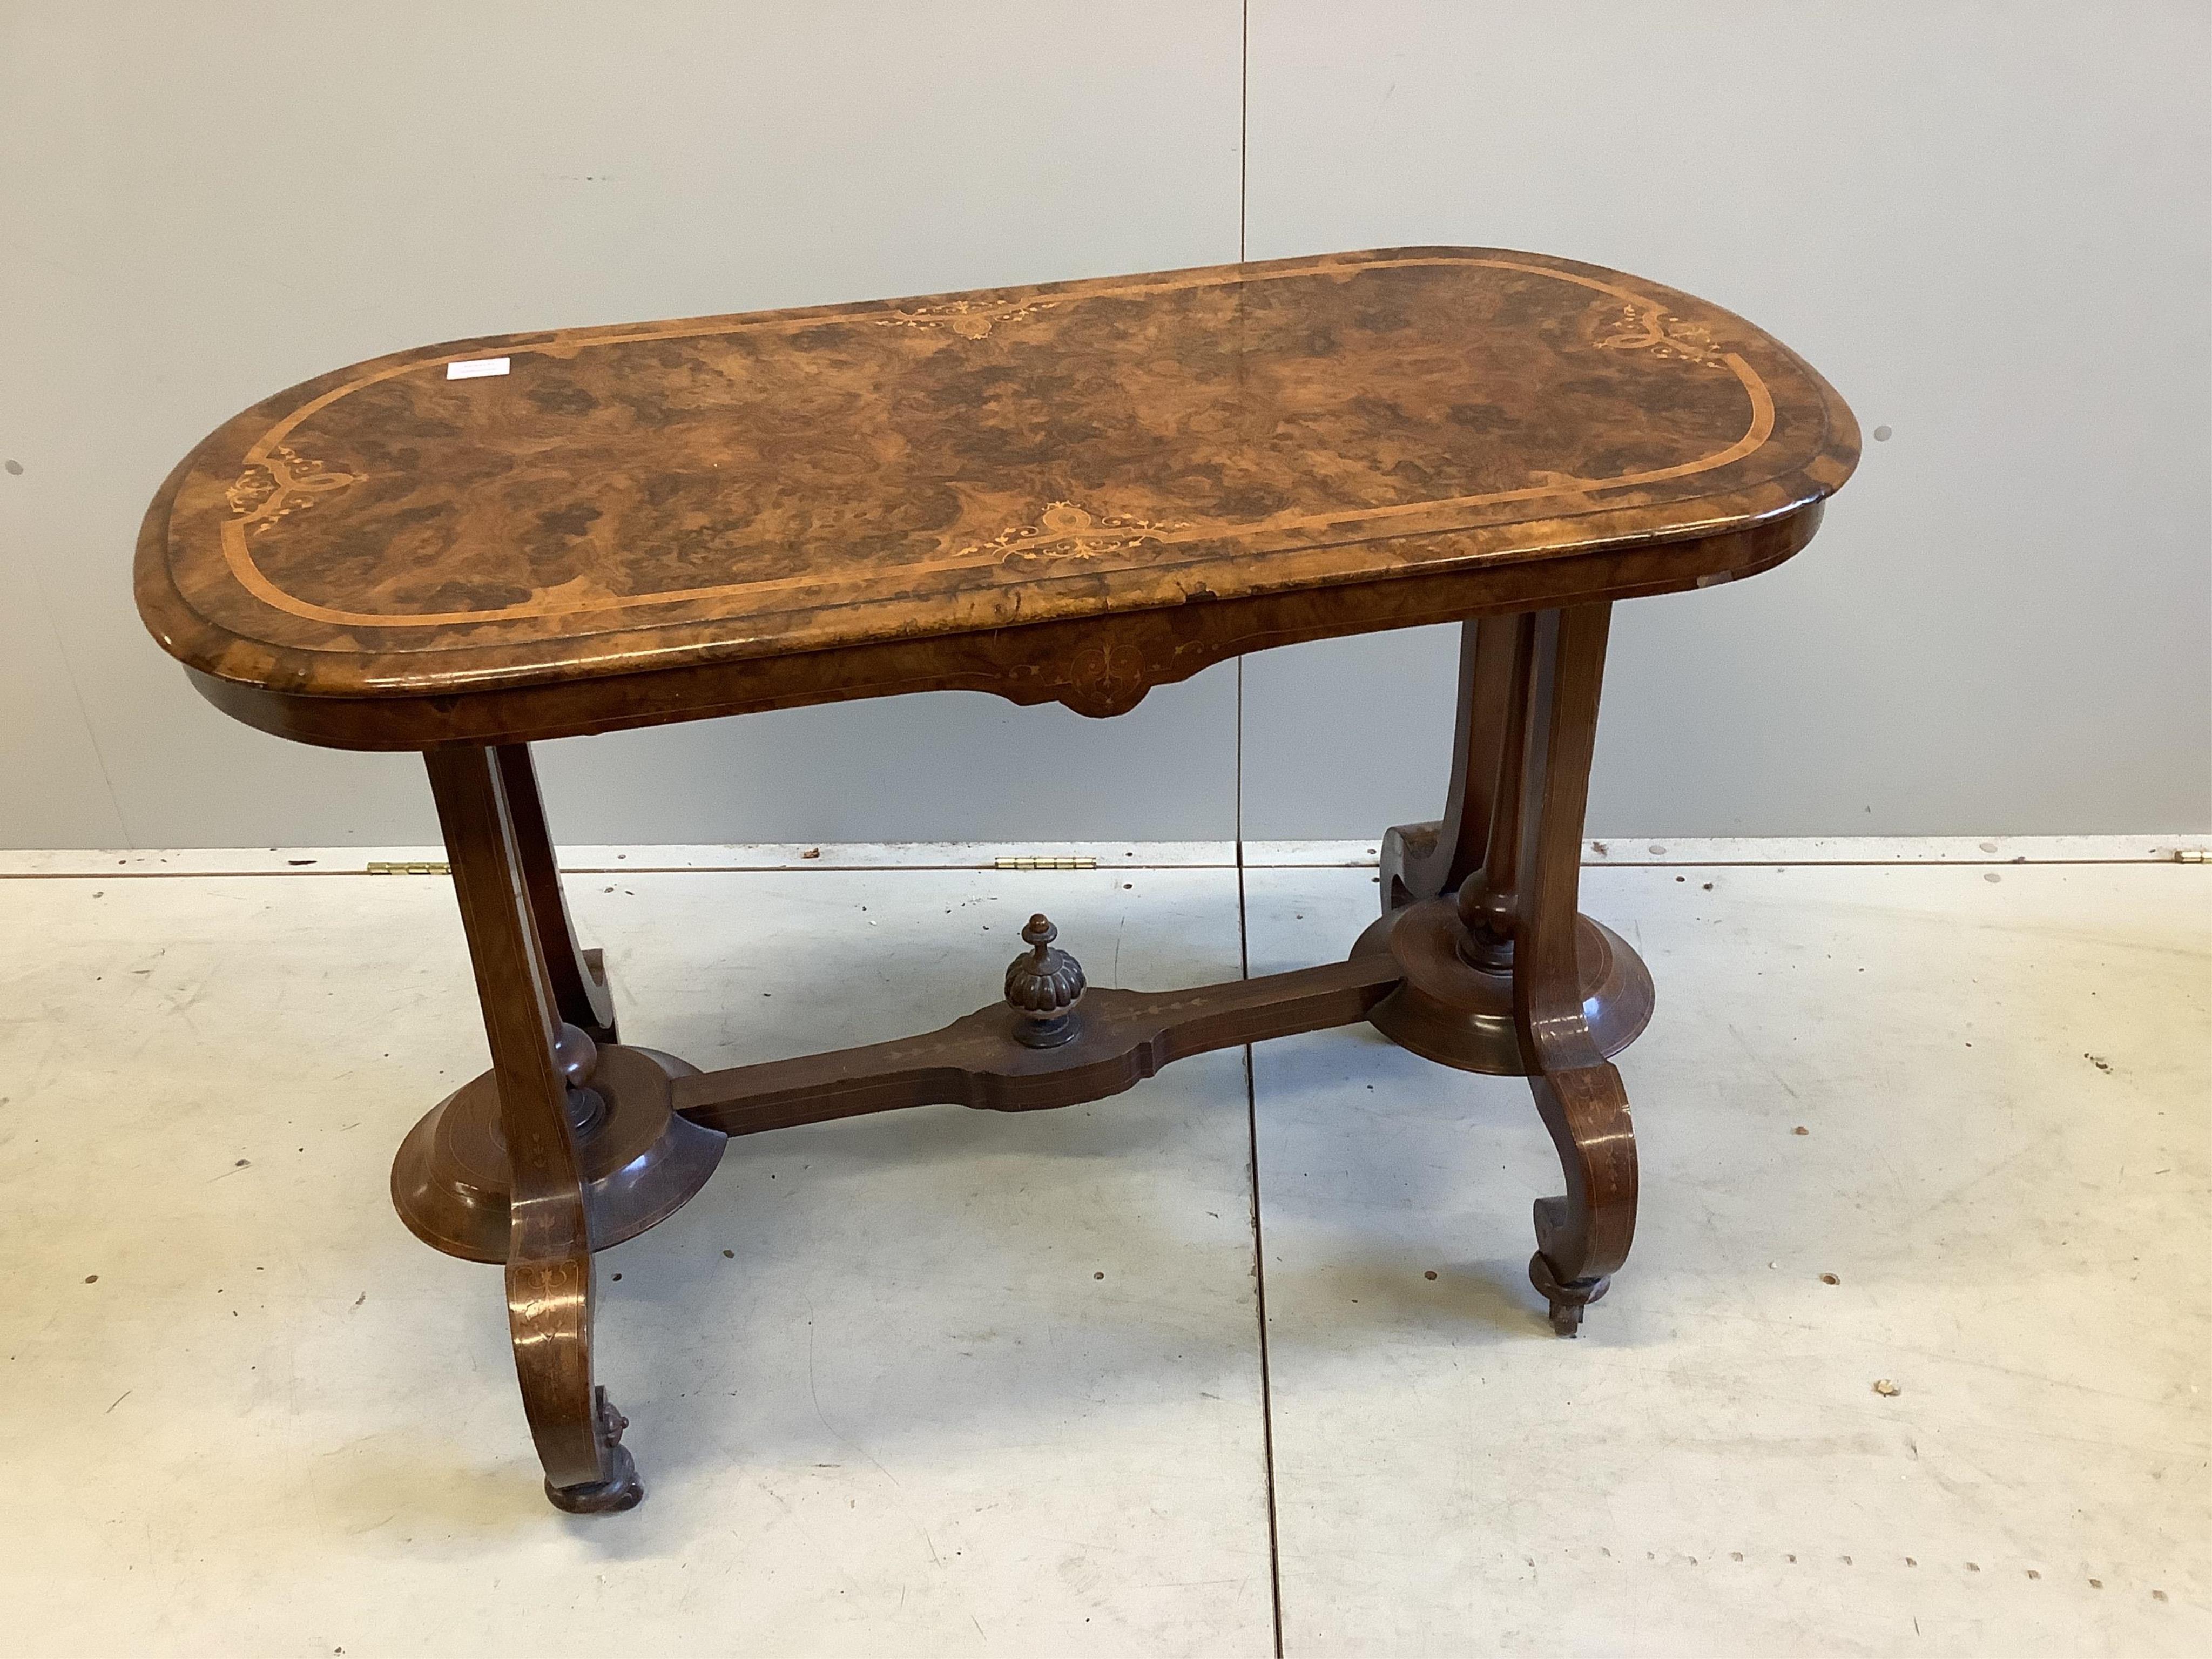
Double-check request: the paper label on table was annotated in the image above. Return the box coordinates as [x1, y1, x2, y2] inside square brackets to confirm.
[446, 357, 510, 380]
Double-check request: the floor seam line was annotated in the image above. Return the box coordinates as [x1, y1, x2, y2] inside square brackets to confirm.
[1245, 1033, 1285, 1659]
[9, 854, 2193, 882]
[1231, 701, 1285, 1656]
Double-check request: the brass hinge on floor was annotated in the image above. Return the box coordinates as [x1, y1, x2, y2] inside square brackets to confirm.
[2173, 848, 2208, 864]
[994, 856, 1098, 871]
[366, 860, 451, 875]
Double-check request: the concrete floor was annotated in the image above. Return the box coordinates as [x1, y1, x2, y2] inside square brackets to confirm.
[0, 844, 2203, 1655]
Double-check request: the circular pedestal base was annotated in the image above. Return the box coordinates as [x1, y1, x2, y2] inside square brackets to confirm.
[1352, 900, 1655, 1075]
[392, 1045, 726, 1263]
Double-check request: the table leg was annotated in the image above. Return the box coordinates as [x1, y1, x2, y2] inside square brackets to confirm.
[1358, 603, 1644, 1333]
[495, 745, 619, 1045]
[1379, 616, 1523, 909]
[424, 746, 642, 1513]
[1505, 605, 1638, 1336]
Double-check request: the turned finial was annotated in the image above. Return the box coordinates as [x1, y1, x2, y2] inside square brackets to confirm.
[553, 1022, 608, 1136]
[1455, 878, 1517, 970]
[1004, 913, 1085, 1048]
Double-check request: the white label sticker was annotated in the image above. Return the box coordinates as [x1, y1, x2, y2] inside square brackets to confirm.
[446, 356, 510, 380]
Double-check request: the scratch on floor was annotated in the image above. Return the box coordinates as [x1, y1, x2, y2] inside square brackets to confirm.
[1726, 1022, 1801, 1102]
[806, 1298, 942, 1567]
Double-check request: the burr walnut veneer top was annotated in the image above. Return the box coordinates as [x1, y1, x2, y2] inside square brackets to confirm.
[137, 248, 1857, 748]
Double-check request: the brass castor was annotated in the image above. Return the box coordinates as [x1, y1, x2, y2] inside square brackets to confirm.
[544, 1388, 643, 1515]
[1528, 1246, 1611, 1338]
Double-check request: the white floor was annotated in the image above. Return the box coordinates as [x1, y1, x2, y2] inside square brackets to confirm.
[0, 844, 2204, 1656]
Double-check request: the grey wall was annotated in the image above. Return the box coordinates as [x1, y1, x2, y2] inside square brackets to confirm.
[1240, 1, 2212, 838]
[2, 1, 2205, 849]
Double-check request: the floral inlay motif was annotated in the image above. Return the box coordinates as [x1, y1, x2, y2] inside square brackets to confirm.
[968, 501, 1191, 567]
[876, 297, 1060, 339]
[226, 446, 365, 537]
[1593, 302, 1726, 367]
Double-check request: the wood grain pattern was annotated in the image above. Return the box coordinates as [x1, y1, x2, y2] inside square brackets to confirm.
[136, 248, 1857, 747]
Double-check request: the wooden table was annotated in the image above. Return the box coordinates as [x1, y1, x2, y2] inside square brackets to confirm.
[137, 248, 1857, 1513]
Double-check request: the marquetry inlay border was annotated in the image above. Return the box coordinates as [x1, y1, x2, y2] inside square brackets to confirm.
[213, 257, 1779, 632]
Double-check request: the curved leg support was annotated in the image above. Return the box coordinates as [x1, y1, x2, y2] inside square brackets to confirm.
[428, 746, 641, 1512]
[1503, 605, 1641, 1336]
[1379, 616, 1524, 911]
[497, 745, 620, 1046]
[510, 1248, 638, 1512]
[1525, 1063, 1637, 1335]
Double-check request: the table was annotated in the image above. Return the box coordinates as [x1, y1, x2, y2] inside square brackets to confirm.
[137, 248, 1857, 1512]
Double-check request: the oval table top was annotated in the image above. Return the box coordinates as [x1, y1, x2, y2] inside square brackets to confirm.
[137, 248, 1857, 749]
